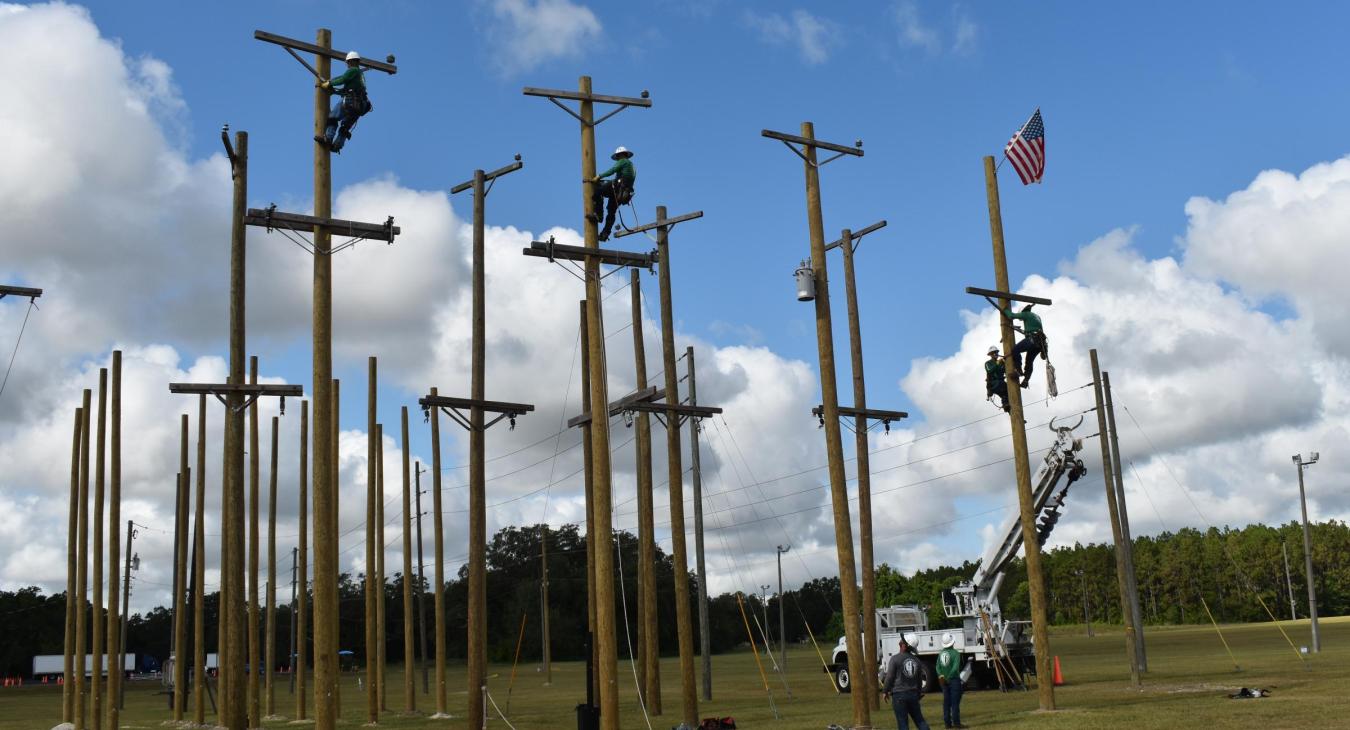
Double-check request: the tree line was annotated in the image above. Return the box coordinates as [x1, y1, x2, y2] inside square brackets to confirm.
[2, 519, 1345, 677]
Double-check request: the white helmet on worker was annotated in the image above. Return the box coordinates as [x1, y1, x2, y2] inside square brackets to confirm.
[988, 345, 1000, 356]
[903, 632, 918, 647]
[611, 146, 633, 159]
[942, 632, 955, 648]
[345, 50, 361, 62]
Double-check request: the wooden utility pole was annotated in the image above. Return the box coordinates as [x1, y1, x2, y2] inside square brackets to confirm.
[686, 346, 711, 701]
[117, 523, 134, 712]
[248, 358, 262, 727]
[376, 425, 388, 712]
[250, 29, 399, 730]
[63, 404, 81, 724]
[522, 79, 651, 730]
[290, 547, 298, 697]
[760, 123, 869, 728]
[92, 369, 107, 730]
[174, 414, 190, 720]
[74, 390, 90, 730]
[580, 300, 596, 700]
[829, 220, 903, 711]
[414, 463, 429, 696]
[106, 353, 122, 730]
[979, 154, 1055, 710]
[1089, 350, 1139, 686]
[330, 379, 341, 719]
[296, 400, 309, 720]
[1292, 452, 1321, 652]
[400, 408, 416, 713]
[193, 395, 208, 724]
[629, 268, 660, 712]
[423, 156, 530, 728]
[428, 387, 448, 715]
[266, 415, 279, 717]
[1103, 373, 1147, 670]
[365, 359, 379, 725]
[540, 523, 552, 687]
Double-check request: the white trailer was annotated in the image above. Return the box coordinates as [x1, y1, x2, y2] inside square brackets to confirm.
[827, 419, 1088, 692]
[33, 654, 136, 677]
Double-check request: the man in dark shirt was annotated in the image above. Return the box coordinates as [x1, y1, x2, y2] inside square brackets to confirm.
[985, 346, 1010, 413]
[881, 634, 931, 730]
[316, 51, 372, 153]
[588, 146, 636, 241]
[1004, 304, 1046, 388]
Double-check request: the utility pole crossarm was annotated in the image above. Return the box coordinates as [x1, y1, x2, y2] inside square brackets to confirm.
[0, 284, 42, 300]
[417, 394, 535, 432]
[168, 383, 303, 413]
[825, 220, 888, 251]
[964, 286, 1053, 307]
[761, 128, 863, 166]
[522, 238, 657, 269]
[450, 157, 524, 195]
[811, 404, 908, 424]
[522, 86, 651, 126]
[245, 207, 401, 244]
[612, 211, 704, 239]
[566, 386, 664, 429]
[253, 30, 397, 74]
[629, 401, 723, 422]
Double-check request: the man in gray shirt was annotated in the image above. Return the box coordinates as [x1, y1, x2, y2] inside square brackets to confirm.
[881, 633, 931, 730]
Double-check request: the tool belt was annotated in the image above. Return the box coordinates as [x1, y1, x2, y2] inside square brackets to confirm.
[341, 90, 373, 116]
[1033, 331, 1048, 359]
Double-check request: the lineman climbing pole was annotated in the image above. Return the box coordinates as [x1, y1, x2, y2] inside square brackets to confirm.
[420, 155, 533, 728]
[521, 77, 651, 730]
[251, 29, 398, 730]
[760, 123, 870, 730]
[967, 153, 1057, 710]
[825, 221, 907, 710]
[615, 207, 719, 727]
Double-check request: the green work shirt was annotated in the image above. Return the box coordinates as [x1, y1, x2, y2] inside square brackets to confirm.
[1005, 308, 1043, 334]
[937, 646, 962, 681]
[330, 66, 366, 94]
[598, 157, 636, 187]
[985, 358, 1005, 385]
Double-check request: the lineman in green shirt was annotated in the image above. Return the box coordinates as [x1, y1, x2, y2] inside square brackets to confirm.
[985, 346, 1010, 413]
[1004, 304, 1046, 389]
[316, 51, 373, 154]
[588, 146, 636, 241]
[937, 633, 966, 729]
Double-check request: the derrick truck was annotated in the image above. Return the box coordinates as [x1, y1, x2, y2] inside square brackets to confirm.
[827, 419, 1087, 692]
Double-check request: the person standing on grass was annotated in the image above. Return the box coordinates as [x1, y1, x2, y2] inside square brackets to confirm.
[882, 633, 930, 730]
[937, 633, 967, 729]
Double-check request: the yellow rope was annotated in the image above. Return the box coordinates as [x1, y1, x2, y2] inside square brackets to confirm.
[803, 616, 841, 693]
[1195, 592, 1241, 671]
[736, 593, 780, 719]
[504, 612, 528, 712]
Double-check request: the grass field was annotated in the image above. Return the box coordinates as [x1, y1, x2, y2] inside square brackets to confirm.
[4, 617, 1346, 729]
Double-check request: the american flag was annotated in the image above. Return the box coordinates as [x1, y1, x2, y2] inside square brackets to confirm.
[1004, 109, 1045, 185]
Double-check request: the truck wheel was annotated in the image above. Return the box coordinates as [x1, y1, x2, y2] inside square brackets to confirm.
[835, 665, 851, 693]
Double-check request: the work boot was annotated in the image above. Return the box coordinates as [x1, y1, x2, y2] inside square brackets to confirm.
[313, 135, 330, 150]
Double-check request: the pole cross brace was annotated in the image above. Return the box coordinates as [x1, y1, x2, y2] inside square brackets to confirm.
[253, 30, 398, 75]
[612, 210, 703, 239]
[0, 285, 42, 301]
[417, 394, 535, 432]
[825, 220, 888, 252]
[566, 386, 665, 429]
[522, 86, 651, 128]
[626, 401, 724, 430]
[246, 206, 401, 244]
[169, 383, 303, 414]
[761, 129, 864, 168]
[811, 404, 908, 433]
[523, 238, 657, 269]
[450, 157, 524, 196]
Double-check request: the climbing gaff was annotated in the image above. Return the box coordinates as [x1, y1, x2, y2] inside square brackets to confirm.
[794, 261, 816, 302]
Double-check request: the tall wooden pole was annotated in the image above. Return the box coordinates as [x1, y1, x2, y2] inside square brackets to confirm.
[579, 299, 597, 698]
[1103, 373, 1147, 670]
[174, 413, 190, 720]
[655, 205, 699, 726]
[838, 230, 876, 709]
[248, 357, 262, 727]
[800, 124, 868, 728]
[576, 76, 621, 729]
[1295, 457, 1321, 652]
[1089, 351, 1139, 686]
[467, 168, 488, 730]
[982, 155, 1054, 710]
[686, 347, 711, 702]
[74, 390, 91, 730]
[266, 415, 280, 716]
[92, 369, 107, 730]
[107, 352, 122, 730]
[365, 358, 379, 724]
[376, 425, 388, 712]
[540, 524, 552, 686]
[414, 464, 429, 696]
[117, 522, 132, 712]
[64, 404, 82, 723]
[400, 408, 416, 713]
[222, 128, 249, 730]
[630, 269, 660, 712]
[290, 548, 298, 696]
[429, 386, 448, 715]
[193, 395, 208, 724]
[310, 29, 339, 730]
[330, 378, 342, 718]
[296, 400, 309, 720]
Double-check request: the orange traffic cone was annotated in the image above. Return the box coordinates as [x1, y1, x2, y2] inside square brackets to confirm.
[1052, 655, 1064, 686]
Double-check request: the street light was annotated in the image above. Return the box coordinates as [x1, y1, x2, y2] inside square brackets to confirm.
[776, 545, 791, 675]
[1293, 453, 1321, 653]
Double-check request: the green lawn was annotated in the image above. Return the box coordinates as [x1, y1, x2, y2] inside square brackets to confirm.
[6, 617, 1346, 729]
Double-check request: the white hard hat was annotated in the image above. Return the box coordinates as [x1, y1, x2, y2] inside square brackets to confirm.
[942, 632, 955, 648]
[988, 345, 1000, 355]
[903, 632, 918, 646]
[345, 51, 361, 62]
[611, 146, 632, 159]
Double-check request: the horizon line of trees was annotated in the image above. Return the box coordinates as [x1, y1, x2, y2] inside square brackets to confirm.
[2, 519, 1345, 677]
